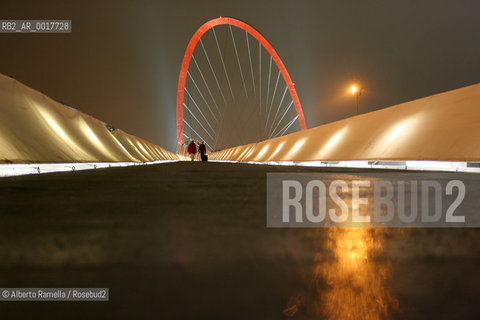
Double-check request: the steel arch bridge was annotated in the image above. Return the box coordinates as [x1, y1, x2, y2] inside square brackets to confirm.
[176, 17, 307, 150]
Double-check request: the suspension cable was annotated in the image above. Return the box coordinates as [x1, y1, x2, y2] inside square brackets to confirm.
[267, 85, 288, 134]
[229, 25, 248, 97]
[190, 54, 221, 115]
[199, 38, 227, 105]
[183, 103, 215, 140]
[245, 31, 256, 97]
[184, 88, 216, 134]
[269, 100, 294, 137]
[184, 120, 213, 150]
[212, 27, 235, 100]
[258, 42, 262, 111]
[265, 56, 272, 114]
[275, 115, 299, 138]
[265, 68, 281, 135]
[187, 70, 218, 120]
[268, 69, 281, 118]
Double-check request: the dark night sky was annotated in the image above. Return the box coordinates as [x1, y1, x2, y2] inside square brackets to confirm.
[1, 0, 479, 151]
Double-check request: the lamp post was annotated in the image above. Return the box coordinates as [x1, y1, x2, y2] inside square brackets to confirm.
[350, 85, 362, 115]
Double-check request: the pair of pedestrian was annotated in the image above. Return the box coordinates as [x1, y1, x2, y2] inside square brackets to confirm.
[187, 140, 207, 161]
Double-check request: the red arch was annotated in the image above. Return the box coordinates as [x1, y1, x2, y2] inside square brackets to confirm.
[176, 16, 307, 145]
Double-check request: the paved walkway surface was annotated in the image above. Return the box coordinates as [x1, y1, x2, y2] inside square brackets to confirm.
[0, 162, 479, 319]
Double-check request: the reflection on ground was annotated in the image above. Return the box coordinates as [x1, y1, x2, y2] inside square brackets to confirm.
[284, 228, 398, 319]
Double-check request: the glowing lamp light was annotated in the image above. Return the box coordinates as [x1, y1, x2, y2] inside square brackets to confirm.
[350, 85, 358, 95]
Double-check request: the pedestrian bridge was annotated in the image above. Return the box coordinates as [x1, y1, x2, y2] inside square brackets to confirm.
[0, 17, 479, 174]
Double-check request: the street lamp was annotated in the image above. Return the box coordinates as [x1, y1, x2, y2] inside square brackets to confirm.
[350, 85, 362, 115]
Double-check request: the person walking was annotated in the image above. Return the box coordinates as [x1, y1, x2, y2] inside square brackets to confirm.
[198, 141, 207, 161]
[187, 140, 197, 161]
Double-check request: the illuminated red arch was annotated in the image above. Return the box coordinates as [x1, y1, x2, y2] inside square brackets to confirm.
[176, 16, 307, 145]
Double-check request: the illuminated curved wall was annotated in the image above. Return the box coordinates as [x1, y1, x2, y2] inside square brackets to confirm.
[0, 74, 177, 163]
[211, 83, 480, 162]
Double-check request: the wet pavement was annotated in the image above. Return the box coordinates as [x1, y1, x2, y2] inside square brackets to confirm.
[0, 162, 479, 319]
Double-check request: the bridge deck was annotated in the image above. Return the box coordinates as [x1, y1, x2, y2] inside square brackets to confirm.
[0, 162, 479, 319]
